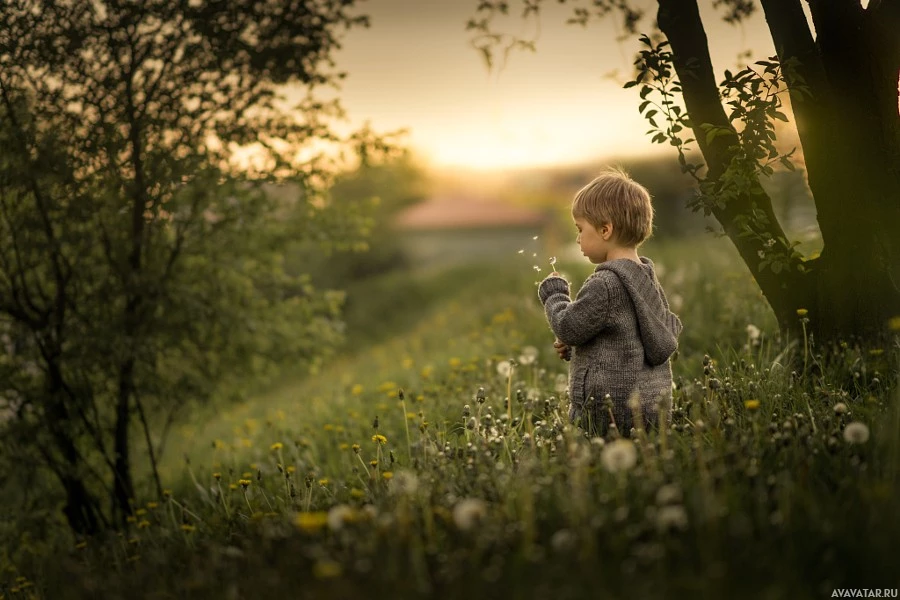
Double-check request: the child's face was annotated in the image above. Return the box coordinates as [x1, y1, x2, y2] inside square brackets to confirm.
[574, 217, 612, 263]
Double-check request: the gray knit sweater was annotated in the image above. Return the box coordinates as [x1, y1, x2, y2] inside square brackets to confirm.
[538, 257, 683, 436]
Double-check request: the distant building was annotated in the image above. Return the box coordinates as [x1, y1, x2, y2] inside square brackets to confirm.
[392, 195, 553, 267]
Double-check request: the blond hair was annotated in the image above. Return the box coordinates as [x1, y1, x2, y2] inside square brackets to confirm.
[572, 167, 654, 247]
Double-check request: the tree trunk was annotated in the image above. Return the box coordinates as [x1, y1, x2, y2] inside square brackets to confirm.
[113, 359, 135, 523]
[658, 0, 900, 343]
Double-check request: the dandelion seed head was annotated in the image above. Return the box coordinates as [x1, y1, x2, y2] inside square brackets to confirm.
[843, 421, 870, 444]
[656, 505, 688, 533]
[452, 498, 488, 531]
[600, 439, 638, 473]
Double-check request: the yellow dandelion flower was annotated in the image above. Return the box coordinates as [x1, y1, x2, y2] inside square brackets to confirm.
[351, 444, 361, 454]
[318, 478, 329, 486]
[416, 394, 425, 403]
[239, 479, 251, 489]
[449, 357, 462, 368]
[888, 316, 900, 331]
[146, 502, 158, 510]
[137, 520, 151, 529]
[229, 483, 238, 491]
[270, 442, 283, 451]
[313, 560, 343, 579]
[401, 357, 414, 369]
[213, 439, 226, 450]
[242, 472, 253, 478]
[372, 434, 388, 445]
[294, 511, 329, 534]
[382, 471, 394, 480]
[369, 460, 378, 468]
[744, 399, 760, 410]
[180, 524, 196, 533]
[162, 489, 172, 498]
[126, 515, 137, 524]
[339, 443, 350, 451]
[213, 473, 221, 481]
[350, 488, 366, 499]
[796, 308, 808, 317]
[287, 465, 296, 474]
[135, 508, 147, 516]
[351, 384, 364, 396]
[75, 541, 88, 550]
[868, 348, 884, 356]
[323, 424, 335, 432]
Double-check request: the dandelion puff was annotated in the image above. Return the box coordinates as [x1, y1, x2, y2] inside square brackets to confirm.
[746, 324, 761, 343]
[389, 470, 419, 496]
[518, 249, 524, 254]
[327, 505, 356, 531]
[656, 505, 688, 533]
[452, 498, 488, 531]
[843, 421, 870, 444]
[600, 439, 638, 473]
[497, 361, 512, 378]
[655, 484, 683, 506]
[550, 529, 577, 554]
[554, 373, 569, 394]
[833, 402, 849, 415]
[518, 345, 539, 366]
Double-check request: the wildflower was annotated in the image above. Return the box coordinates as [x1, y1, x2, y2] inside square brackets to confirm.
[744, 399, 760, 410]
[843, 422, 870, 444]
[550, 529, 577, 554]
[518, 346, 539, 366]
[313, 561, 343, 579]
[389, 470, 419, 496]
[294, 511, 329, 534]
[656, 505, 689, 533]
[600, 439, 638, 473]
[370, 460, 378, 468]
[555, 374, 569, 394]
[75, 541, 88, 550]
[351, 384, 364, 396]
[746, 324, 761, 342]
[137, 520, 150, 529]
[497, 360, 512, 378]
[327, 505, 357, 531]
[382, 471, 393, 481]
[352, 444, 361, 454]
[180, 524, 196, 533]
[239, 479, 251, 489]
[213, 472, 221, 481]
[162, 489, 172, 499]
[270, 442, 283, 451]
[318, 478, 329, 487]
[449, 357, 462, 368]
[888, 316, 900, 331]
[655, 484, 683, 506]
[452, 498, 488, 531]
[287, 465, 296, 474]
[796, 308, 808, 317]
[372, 434, 387, 445]
[833, 402, 849, 415]
[350, 488, 366, 499]
[146, 502, 158, 510]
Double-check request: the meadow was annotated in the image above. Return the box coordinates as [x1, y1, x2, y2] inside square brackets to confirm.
[2, 236, 898, 600]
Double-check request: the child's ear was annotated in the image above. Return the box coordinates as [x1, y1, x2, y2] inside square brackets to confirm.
[600, 222, 613, 240]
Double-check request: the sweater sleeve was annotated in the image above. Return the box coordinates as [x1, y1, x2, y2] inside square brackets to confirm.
[538, 273, 610, 347]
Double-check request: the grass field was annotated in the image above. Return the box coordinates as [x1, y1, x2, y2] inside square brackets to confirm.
[2, 236, 898, 600]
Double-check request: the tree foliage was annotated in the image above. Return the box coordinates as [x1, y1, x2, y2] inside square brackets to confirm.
[0, 0, 377, 533]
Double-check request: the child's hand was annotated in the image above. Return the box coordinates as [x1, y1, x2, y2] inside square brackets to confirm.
[553, 338, 571, 361]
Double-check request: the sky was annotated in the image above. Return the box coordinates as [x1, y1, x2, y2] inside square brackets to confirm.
[288, 0, 792, 171]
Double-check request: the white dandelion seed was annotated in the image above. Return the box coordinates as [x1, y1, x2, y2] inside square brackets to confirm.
[656, 505, 688, 533]
[600, 439, 638, 473]
[746, 324, 761, 342]
[518, 345, 539, 365]
[843, 421, 870, 444]
[452, 498, 488, 531]
[518, 249, 524, 254]
[555, 373, 569, 394]
[497, 360, 512, 378]
[533, 235, 539, 240]
[534, 265, 542, 272]
[327, 504, 356, 531]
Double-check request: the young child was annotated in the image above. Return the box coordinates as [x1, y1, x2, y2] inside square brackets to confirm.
[538, 168, 683, 437]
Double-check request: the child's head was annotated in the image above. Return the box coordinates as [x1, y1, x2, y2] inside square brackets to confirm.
[571, 168, 653, 261]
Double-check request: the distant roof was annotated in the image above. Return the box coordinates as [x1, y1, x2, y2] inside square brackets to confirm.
[393, 196, 549, 230]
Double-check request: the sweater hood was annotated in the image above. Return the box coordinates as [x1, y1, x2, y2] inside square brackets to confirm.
[596, 257, 683, 366]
